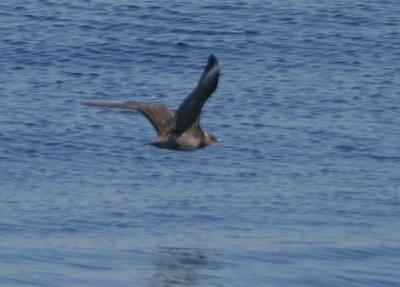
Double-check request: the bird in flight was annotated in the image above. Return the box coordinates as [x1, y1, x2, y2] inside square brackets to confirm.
[85, 54, 220, 151]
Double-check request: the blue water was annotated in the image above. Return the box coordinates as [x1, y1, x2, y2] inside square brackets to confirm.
[1, 1, 400, 286]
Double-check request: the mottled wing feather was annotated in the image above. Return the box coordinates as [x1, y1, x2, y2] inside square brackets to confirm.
[174, 54, 219, 135]
[85, 101, 174, 135]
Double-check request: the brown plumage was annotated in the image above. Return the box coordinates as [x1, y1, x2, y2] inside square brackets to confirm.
[85, 54, 220, 150]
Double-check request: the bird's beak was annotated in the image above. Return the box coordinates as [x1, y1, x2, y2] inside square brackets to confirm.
[215, 137, 223, 143]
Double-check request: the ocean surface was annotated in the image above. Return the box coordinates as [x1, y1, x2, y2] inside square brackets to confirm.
[1, 1, 399, 286]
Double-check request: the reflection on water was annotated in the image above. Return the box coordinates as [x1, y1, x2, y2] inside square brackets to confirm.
[151, 247, 222, 287]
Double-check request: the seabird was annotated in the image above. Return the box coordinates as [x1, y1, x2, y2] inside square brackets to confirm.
[85, 54, 220, 151]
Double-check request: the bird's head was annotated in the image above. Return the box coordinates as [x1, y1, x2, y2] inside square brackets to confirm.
[203, 132, 221, 146]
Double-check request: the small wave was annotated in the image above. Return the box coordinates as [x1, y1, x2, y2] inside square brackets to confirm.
[335, 145, 356, 152]
[175, 41, 191, 49]
[367, 154, 400, 163]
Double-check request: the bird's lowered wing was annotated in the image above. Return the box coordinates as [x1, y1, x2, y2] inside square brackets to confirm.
[85, 101, 174, 135]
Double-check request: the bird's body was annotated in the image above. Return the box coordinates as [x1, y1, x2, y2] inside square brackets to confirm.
[85, 55, 220, 151]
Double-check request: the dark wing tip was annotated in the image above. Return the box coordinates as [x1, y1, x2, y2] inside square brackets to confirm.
[206, 54, 218, 70]
[82, 101, 140, 110]
[83, 101, 116, 108]
[84, 101, 98, 106]
[199, 54, 219, 88]
[208, 54, 217, 62]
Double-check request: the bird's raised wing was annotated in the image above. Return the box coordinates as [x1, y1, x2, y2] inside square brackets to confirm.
[174, 54, 219, 136]
[85, 101, 174, 135]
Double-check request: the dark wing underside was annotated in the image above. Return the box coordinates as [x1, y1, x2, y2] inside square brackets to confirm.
[85, 101, 174, 135]
[174, 54, 220, 136]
